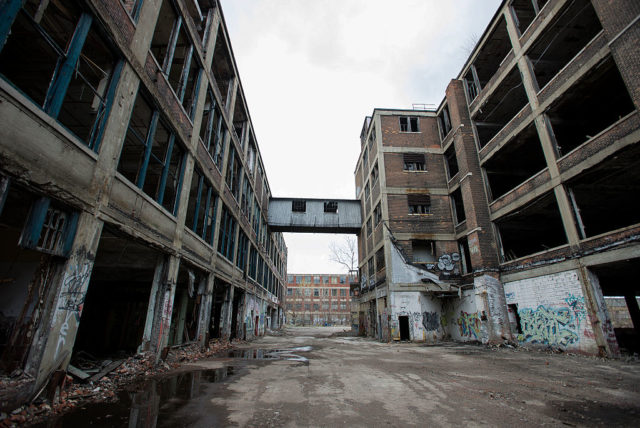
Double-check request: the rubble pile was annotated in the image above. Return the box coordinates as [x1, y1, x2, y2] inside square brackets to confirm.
[0, 339, 234, 427]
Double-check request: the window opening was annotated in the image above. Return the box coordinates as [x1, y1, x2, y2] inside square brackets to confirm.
[324, 201, 338, 213]
[408, 194, 431, 215]
[292, 200, 306, 213]
[403, 153, 426, 171]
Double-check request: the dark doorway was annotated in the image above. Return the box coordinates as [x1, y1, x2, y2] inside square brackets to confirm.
[230, 288, 242, 340]
[399, 316, 410, 341]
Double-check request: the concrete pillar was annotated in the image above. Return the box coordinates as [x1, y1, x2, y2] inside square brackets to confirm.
[580, 268, 620, 357]
[474, 273, 513, 343]
[148, 255, 180, 357]
[30, 213, 104, 388]
[220, 284, 234, 339]
[624, 294, 640, 331]
[195, 274, 214, 347]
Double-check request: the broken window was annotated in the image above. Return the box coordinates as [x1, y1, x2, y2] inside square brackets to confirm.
[438, 105, 452, 139]
[451, 188, 466, 224]
[211, 26, 235, 110]
[367, 258, 375, 278]
[374, 202, 382, 226]
[546, 57, 634, 157]
[186, 169, 218, 245]
[375, 248, 385, 272]
[483, 122, 547, 200]
[240, 174, 253, 218]
[366, 216, 373, 236]
[408, 194, 431, 215]
[527, 0, 601, 90]
[364, 182, 370, 200]
[0, 0, 120, 151]
[468, 17, 512, 89]
[217, 204, 237, 262]
[363, 147, 369, 168]
[324, 201, 338, 213]
[403, 153, 426, 171]
[464, 67, 480, 102]
[117, 91, 186, 215]
[292, 200, 306, 213]
[473, 67, 529, 148]
[495, 191, 567, 261]
[225, 146, 242, 201]
[248, 245, 258, 279]
[412, 240, 436, 264]
[236, 230, 249, 271]
[246, 137, 257, 176]
[368, 125, 376, 151]
[371, 162, 379, 186]
[399, 116, 419, 132]
[444, 144, 459, 179]
[199, 87, 227, 170]
[150, 0, 202, 115]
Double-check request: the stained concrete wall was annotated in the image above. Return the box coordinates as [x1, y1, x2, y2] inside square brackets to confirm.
[268, 198, 362, 234]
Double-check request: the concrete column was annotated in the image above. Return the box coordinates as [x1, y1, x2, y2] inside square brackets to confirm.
[473, 273, 513, 343]
[580, 268, 620, 357]
[148, 255, 181, 357]
[195, 274, 214, 347]
[624, 294, 640, 331]
[30, 213, 104, 388]
[220, 284, 234, 339]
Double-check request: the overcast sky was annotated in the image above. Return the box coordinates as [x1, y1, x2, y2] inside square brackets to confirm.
[218, 0, 502, 274]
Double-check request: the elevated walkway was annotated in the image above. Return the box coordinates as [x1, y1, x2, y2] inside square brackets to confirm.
[267, 198, 361, 234]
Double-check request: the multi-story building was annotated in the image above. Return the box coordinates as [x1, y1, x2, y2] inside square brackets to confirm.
[0, 0, 286, 406]
[285, 274, 353, 326]
[354, 0, 640, 356]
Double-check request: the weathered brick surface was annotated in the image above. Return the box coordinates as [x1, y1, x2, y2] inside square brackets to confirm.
[387, 194, 453, 234]
[383, 153, 448, 189]
[380, 116, 440, 149]
[478, 105, 532, 157]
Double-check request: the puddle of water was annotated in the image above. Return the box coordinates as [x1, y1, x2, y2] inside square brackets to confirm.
[33, 366, 234, 428]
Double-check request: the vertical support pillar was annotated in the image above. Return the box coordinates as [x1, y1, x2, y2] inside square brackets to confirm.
[580, 267, 620, 357]
[196, 274, 214, 347]
[474, 273, 513, 343]
[140, 256, 165, 352]
[220, 284, 234, 340]
[149, 255, 180, 358]
[31, 213, 103, 388]
[624, 294, 640, 331]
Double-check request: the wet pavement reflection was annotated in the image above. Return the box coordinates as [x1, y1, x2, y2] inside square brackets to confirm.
[31, 347, 311, 427]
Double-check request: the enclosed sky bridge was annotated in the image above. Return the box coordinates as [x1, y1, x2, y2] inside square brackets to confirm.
[267, 198, 362, 234]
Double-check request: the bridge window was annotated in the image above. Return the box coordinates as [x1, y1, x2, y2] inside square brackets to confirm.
[292, 200, 306, 212]
[324, 201, 338, 213]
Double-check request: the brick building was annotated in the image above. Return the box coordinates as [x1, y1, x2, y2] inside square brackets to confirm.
[285, 274, 353, 326]
[354, 0, 640, 356]
[0, 0, 286, 407]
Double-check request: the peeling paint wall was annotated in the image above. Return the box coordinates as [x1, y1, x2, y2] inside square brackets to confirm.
[504, 270, 599, 354]
[442, 289, 480, 342]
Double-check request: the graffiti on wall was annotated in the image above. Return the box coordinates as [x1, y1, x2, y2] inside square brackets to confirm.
[457, 311, 480, 340]
[422, 312, 439, 331]
[55, 262, 93, 358]
[518, 306, 579, 347]
[424, 253, 461, 276]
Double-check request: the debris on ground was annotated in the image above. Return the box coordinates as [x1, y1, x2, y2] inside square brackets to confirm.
[0, 339, 234, 427]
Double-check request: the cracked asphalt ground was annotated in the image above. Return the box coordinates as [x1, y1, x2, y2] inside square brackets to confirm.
[41, 326, 640, 427]
[178, 326, 640, 427]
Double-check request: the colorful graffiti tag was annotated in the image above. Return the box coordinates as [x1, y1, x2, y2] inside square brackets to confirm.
[457, 311, 480, 340]
[518, 306, 579, 347]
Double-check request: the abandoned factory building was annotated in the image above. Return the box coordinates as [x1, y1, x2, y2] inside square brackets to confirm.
[285, 274, 355, 327]
[0, 0, 287, 405]
[353, 0, 640, 357]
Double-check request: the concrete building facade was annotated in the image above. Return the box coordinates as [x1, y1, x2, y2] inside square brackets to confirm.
[354, 0, 640, 356]
[285, 274, 353, 326]
[0, 0, 286, 408]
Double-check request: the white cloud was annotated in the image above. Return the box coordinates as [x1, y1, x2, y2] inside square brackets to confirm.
[219, 0, 502, 273]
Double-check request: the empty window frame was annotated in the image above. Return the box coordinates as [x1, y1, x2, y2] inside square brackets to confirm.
[438, 105, 452, 139]
[186, 169, 218, 245]
[444, 144, 459, 179]
[366, 216, 373, 236]
[458, 237, 473, 274]
[217, 204, 237, 261]
[451, 188, 466, 224]
[0, 0, 121, 151]
[324, 201, 338, 213]
[464, 67, 480, 102]
[367, 257, 375, 278]
[403, 153, 426, 171]
[199, 87, 227, 170]
[225, 146, 242, 201]
[408, 194, 431, 215]
[367, 125, 376, 151]
[150, 0, 201, 115]
[412, 240, 436, 263]
[240, 174, 253, 217]
[252, 199, 261, 236]
[292, 200, 306, 212]
[364, 182, 370, 200]
[373, 202, 382, 226]
[248, 245, 258, 279]
[371, 162, 379, 185]
[399, 116, 420, 132]
[363, 147, 369, 168]
[375, 248, 385, 272]
[118, 91, 186, 214]
[19, 197, 79, 258]
[236, 230, 249, 271]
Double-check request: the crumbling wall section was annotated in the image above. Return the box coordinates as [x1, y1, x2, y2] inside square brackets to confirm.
[503, 270, 599, 354]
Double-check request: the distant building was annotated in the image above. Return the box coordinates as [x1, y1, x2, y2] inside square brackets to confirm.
[285, 274, 353, 326]
[353, 0, 640, 355]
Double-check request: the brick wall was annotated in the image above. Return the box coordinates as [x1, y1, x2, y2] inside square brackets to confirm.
[387, 194, 453, 234]
[380, 116, 440, 148]
[383, 152, 448, 188]
[503, 269, 599, 354]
